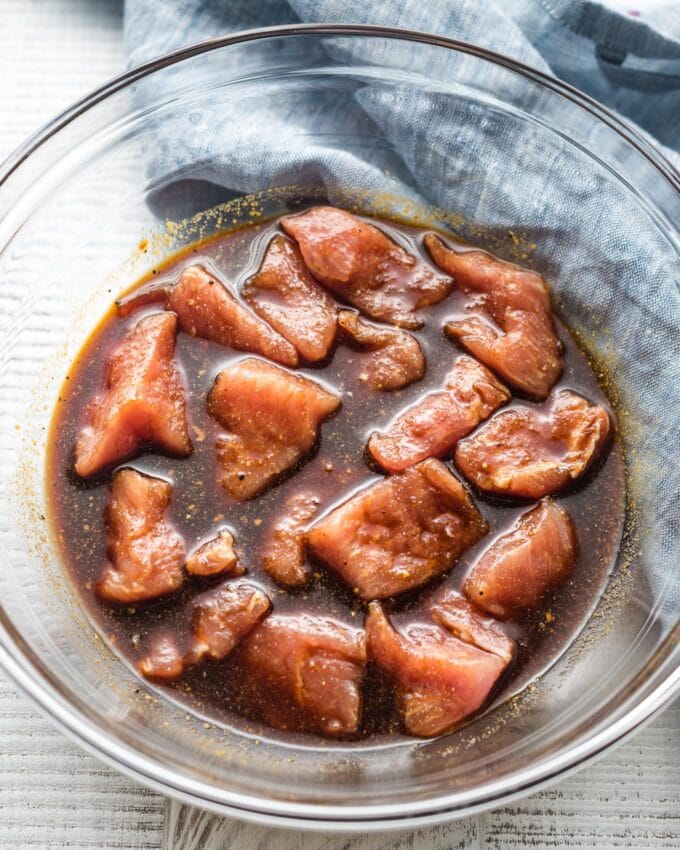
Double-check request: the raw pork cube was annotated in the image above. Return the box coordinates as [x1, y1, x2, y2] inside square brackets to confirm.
[97, 468, 185, 604]
[241, 614, 366, 736]
[243, 235, 337, 363]
[425, 233, 562, 399]
[282, 206, 452, 328]
[366, 602, 508, 736]
[464, 499, 577, 619]
[118, 263, 298, 366]
[307, 459, 488, 599]
[455, 390, 610, 499]
[75, 313, 191, 477]
[208, 357, 340, 500]
[368, 355, 509, 472]
[337, 309, 425, 391]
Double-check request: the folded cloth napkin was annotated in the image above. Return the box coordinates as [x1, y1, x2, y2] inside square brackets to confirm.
[123, 0, 679, 616]
[123, 1, 679, 216]
[125, 0, 680, 158]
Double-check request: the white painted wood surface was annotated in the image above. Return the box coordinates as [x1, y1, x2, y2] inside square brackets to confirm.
[0, 2, 677, 847]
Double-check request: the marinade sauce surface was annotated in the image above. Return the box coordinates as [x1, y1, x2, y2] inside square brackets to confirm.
[47, 212, 625, 747]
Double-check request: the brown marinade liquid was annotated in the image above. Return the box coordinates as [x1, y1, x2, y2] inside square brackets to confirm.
[46, 213, 625, 747]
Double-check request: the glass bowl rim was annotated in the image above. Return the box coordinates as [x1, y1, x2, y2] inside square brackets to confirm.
[0, 22, 678, 831]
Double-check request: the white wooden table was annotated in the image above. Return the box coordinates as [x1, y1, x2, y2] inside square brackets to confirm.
[0, 2, 677, 847]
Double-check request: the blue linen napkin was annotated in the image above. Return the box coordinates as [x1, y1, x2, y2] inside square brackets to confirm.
[123, 1, 679, 215]
[124, 0, 679, 159]
[123, 0, 679, 617]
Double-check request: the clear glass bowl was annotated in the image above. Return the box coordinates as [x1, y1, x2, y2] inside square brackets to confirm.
[0, 25, 677, 831]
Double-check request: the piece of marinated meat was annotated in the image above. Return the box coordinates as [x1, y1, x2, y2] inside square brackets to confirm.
[455, 390, 611, 499]
[307, 459, 488, 600]
[366, 602, 508, 737]
[138, 581, 270, 682]
[425, 234, 562, 399]
[281, 207, 452, 328]
[368, 355, 509, 473]
[185, 528, 244, 577]
[208, 357, 340, 500]
[260, 492, 320, 587]
[118, 264, 298, 366]
[242, 235, 337, 363]
[240, 614, 367, 736]
[429, 590, 515, 663]
[97, 468, 185, 605]
[187, 580, 271, 664]
[74, 313, 191, 478]
[337, 310, 425, 391]
[138, 633, 185, 682]
[464, 500, 577, 619]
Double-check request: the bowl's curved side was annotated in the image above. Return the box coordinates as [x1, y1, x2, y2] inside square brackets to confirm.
[0, 25, 678, 829]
